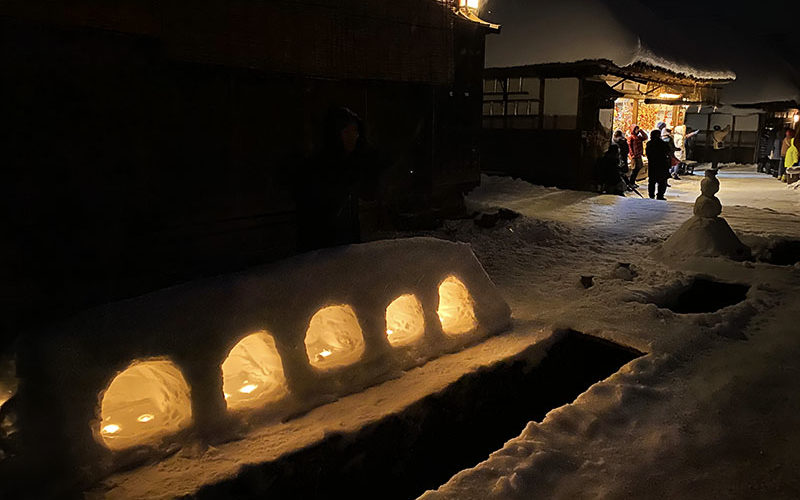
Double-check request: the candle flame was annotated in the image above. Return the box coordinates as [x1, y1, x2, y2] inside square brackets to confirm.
[239, 384, 258, 394]
[102, 424, 121, 434]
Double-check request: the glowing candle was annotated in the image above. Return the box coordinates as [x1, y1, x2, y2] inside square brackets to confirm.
[239, 384, 258, 394]
[102, 424, 121, 434]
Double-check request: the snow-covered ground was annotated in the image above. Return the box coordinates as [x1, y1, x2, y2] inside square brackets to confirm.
[96, 165, 800, 499]
[418, 166, 800, 499]
[665, 164, 800, 214]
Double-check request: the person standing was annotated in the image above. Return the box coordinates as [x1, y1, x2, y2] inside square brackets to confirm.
[613, 129, 629, 176]
[779, 129, 795, 181]
[673, 124, 699, 174]
[627, 124, 648, 186]
[663, 128, 681, 180]
[684, 126, 698, 161]
[646, 129, 671, 200]
[710, 124, 731, 170]
[296, 107, 369, 251]
[784, 136, 798, 182]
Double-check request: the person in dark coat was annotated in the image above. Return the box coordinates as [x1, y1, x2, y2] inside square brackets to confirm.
[613, 129, 629, 176]
[684, 126, 697, 161]
[594, 144, 625, 195]
[646, 128, 671, 200]
[295, 107, 374, 251]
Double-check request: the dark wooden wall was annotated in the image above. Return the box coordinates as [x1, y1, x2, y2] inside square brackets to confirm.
[0, 3, 488, 349]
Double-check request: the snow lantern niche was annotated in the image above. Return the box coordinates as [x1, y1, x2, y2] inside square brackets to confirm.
[98, 359, 192, 451]
[437, 276, 477, 335]
[385, 294, 425, 347]
[221, 332, 289, 411]
[304, 305, 366, 370]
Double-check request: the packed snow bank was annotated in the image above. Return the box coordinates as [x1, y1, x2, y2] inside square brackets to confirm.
[7, 238, 510, 484]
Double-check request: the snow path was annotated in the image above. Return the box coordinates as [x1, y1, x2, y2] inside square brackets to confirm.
[418, 170, 800, 499]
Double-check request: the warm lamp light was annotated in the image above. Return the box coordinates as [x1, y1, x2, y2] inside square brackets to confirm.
[221, 332, 289, 411]
[437, 276, 478, 335]
[793, 114, 799, 123]
[304, 305, 366, 370]
[658, 92, 682, 100]
[459, 0, 480, 10]
[98, 359, 193, 450]
[385, 294, 425, 347]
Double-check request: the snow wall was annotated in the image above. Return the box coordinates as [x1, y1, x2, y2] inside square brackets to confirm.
[10, 237, 511, 479]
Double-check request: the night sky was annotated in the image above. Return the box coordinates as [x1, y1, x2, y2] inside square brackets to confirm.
[480, 0, 799, 104]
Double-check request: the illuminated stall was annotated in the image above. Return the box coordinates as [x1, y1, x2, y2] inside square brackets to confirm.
[482, 60, 731, 189]
[605, 65, 730, 143]
[611, 98, 688, 136]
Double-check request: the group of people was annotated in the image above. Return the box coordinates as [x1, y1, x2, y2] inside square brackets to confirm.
[595, 121, 701, 200]
[757, 127, 799, 182]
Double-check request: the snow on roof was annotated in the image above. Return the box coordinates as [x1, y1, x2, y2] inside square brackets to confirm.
[482, 0, 734, 82]
[482, 0, 800, 104]
[632, 45, 735, 82]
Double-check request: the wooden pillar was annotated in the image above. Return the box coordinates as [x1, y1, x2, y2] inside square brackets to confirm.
[501, 77, 508, 129]
[538, 78, 545, 129]
[632, 99, 640, 126]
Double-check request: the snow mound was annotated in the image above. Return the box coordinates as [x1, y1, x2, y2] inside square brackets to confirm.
[657, 216, 751, 262]
[657, 170, 750, 261]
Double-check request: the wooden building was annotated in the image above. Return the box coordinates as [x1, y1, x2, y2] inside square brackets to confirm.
[481, 59, 730, 188]
[683, 105, 766, 165]
[0, 0, 497, 345]
[682, 100, 800, 169]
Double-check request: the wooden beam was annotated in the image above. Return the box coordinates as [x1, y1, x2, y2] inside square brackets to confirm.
[538, 78, 545, 129]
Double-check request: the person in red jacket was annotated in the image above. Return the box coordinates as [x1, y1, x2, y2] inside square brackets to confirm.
[627, 124, 648, 186]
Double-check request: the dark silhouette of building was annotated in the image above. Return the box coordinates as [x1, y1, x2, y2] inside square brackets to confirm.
[0, 0, 498, 347]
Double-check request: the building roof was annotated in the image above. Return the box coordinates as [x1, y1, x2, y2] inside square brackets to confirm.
[485, 59, 730, 87]
[482, 0, 734, 83]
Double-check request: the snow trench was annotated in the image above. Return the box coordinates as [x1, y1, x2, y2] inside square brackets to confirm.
[190, 330, 642, 500]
